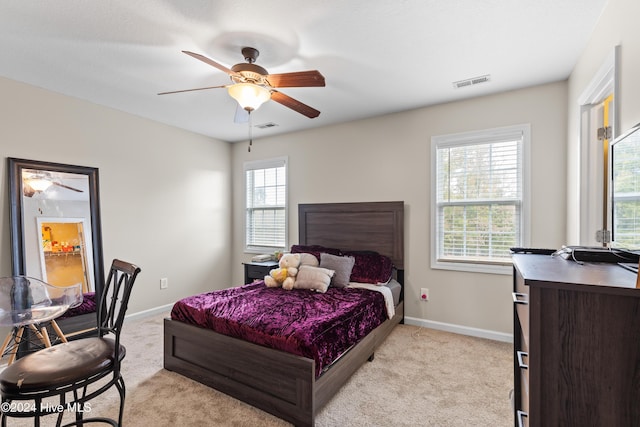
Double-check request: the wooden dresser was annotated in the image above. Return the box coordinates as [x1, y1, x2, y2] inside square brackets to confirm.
[512, 254, 640, 427]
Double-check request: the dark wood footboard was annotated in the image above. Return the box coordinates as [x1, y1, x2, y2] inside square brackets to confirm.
[164, 301, 404, 426]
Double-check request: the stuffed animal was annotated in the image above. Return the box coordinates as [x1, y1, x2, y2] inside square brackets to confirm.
[264, 253, 301, 289]
[264, 252, 319, 289]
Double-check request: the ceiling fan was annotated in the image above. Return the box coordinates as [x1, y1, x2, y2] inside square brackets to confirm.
[159, 47, 325, 119]
[22, 171, 83, 198]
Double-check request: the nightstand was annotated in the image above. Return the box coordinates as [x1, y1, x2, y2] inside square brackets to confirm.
[243, 260, 279, 284]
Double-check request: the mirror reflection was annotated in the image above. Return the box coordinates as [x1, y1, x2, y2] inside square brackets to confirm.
[37, 219, 93, 292]
[21, 169, 95, 292]
[8, 158, 104, 306]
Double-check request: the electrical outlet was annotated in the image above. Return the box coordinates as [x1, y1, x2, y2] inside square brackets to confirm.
[160, 278, 168, 289]
[420, 288, 429, 301]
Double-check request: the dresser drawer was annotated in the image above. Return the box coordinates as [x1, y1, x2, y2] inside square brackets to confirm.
[519, 370, 529, 411]
[513, 273, 529, 342]
[515, 302, 529, 343]
[514, 270, 529, 295]
[517, 329, 529, 398]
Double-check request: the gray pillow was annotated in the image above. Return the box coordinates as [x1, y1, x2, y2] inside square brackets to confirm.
[320, 253, 355, 288]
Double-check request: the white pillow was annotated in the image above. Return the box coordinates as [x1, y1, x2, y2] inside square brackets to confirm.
[298, 252, 320, 267]
[294, 265, 335, 293]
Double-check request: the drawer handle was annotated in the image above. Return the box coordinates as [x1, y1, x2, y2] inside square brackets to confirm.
[512, 292, 528, 305]
[517, 350, 528, 369]
[517, 410, 528, 427]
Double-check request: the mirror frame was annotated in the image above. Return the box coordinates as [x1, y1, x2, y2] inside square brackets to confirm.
[8, 157, 105, 299]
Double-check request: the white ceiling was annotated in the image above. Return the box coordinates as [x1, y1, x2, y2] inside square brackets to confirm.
[1, 0, 608, 143]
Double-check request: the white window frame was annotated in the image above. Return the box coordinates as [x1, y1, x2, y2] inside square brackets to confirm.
[244, 156, 288, 254]
[431, 124, 531, 275]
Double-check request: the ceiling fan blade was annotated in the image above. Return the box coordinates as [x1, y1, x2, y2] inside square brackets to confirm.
[52, 182, 83, 192]
[266, 70, 325, 88]
[158, 84, 227, 95]
[270, 90, 320, 118]
[182, 51, 241, 78]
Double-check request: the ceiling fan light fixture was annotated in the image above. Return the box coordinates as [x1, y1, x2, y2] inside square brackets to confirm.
[26, 177, 53, 192]
[227, 83, 271, 112]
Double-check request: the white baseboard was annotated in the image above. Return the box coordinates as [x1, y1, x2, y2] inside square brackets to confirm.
[404, 316, 513, 343]
[125, 303, 173, 322]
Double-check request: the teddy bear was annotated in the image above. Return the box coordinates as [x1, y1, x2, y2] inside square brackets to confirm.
[264, 252, 319, 290]
[264, 253, 300, 289]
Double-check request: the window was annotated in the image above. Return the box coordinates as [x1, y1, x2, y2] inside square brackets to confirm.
[244, 157, 287, 253]
[431, 125, 530, 274]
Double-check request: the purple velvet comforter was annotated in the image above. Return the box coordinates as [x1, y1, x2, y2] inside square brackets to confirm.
[171, 281, 388, 377]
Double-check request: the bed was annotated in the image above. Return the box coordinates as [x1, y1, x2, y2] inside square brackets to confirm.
[163, 201, 404, 426]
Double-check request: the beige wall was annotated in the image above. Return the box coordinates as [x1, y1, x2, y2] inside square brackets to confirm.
[232, 81, 568, 336]
[0, 77, 232, 315]
[566, 0, 640, 243]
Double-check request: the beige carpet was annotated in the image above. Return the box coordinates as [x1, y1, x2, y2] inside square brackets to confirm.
[4, 312, 514, 426]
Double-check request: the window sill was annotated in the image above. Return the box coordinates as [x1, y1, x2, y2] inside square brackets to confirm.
[431, 259, 513, 275]
[245, 247, 285, 255]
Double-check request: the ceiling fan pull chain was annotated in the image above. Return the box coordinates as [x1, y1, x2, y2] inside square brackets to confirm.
[248, 110, 253, 152]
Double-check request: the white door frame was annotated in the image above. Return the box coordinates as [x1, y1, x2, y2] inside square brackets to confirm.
[577, 45, 620, 246]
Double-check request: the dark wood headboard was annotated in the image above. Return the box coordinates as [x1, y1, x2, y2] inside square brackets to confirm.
[298, 201, 404, 270]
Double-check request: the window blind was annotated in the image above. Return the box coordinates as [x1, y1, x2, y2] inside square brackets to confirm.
[435, 130, 524, 264]
[244, 158, 287, 252]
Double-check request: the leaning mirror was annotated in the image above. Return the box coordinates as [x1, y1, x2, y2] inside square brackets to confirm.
[8, 158, 104, 337]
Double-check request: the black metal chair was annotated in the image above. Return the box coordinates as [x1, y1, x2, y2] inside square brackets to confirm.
[0, 259, 141, 426]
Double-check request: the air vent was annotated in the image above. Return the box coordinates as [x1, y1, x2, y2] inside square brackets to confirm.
[453, 74, 491, 89]
[255, 122, 279, 129]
